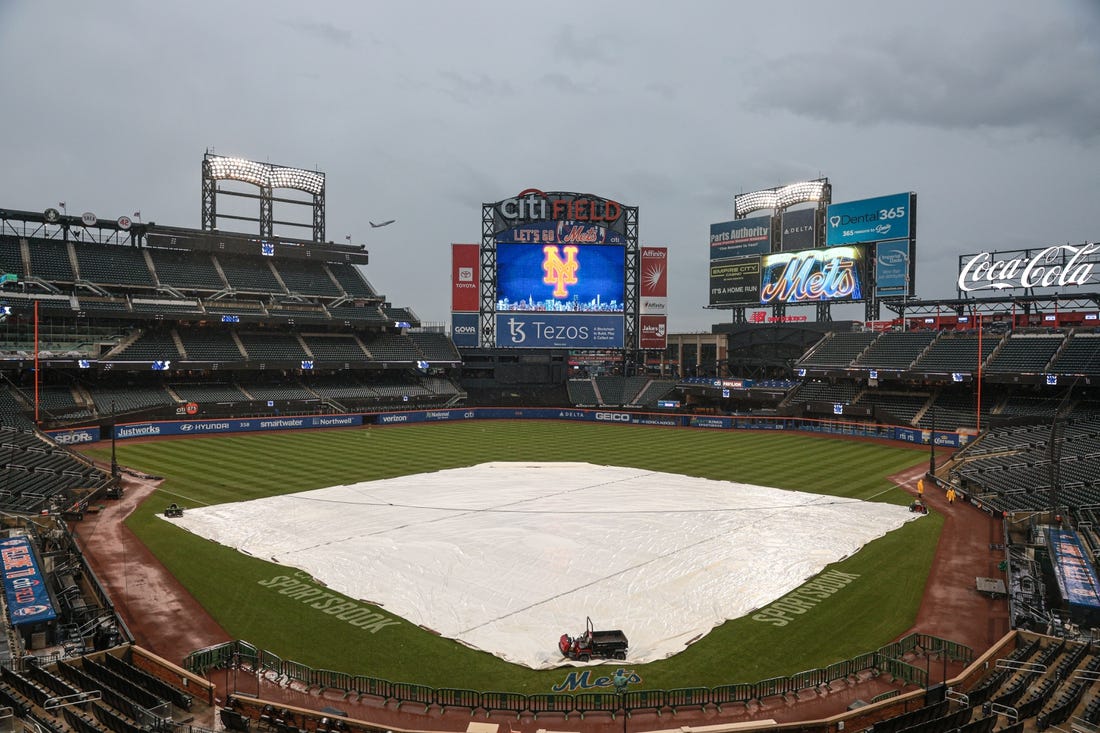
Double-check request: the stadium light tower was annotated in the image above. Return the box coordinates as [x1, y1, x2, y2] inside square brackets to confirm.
[201, 152, 327, 242]
[733, 178, 830, 218]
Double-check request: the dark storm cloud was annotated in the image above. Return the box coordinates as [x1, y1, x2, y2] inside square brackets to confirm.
[0, 0, 1096, 332]
[747, 7, 1100, 142]
[552, 24, 617, 66]
[437, 71, 517, 103]
[282, 18, 355, 48]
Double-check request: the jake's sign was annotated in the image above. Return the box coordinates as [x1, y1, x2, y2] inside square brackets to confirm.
[958, 243, 1100, 293]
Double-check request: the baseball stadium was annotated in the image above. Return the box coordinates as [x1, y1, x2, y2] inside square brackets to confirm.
[0, 158, 1096, 733]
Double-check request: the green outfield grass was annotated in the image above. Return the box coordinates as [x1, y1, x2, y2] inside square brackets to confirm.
[82, 422, 942, 693]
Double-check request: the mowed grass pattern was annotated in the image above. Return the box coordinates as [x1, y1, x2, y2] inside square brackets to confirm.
[82, 422, 941, 692]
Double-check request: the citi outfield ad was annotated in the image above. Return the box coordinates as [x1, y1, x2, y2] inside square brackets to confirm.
[957, 243, 1100, 293]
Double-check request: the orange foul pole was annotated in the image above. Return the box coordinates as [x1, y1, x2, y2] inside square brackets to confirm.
[976, 313, 982, 433]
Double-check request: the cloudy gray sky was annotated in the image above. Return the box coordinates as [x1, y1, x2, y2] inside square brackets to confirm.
[1, 1, 1097, 332]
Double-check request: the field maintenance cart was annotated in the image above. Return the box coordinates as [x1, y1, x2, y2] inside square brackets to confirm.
[558, 616, 628, 661]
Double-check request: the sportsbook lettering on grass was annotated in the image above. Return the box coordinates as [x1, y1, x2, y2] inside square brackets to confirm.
[258, 574, 399, 633]
[751, 570, 860, 627]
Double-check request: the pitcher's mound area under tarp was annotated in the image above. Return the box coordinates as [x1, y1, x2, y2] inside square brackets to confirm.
[165, 462, 918, 668]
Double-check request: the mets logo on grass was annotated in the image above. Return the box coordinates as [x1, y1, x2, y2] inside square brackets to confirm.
[552, 668, 641, 693]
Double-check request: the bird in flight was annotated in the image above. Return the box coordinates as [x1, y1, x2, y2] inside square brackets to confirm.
[369, 219, 396, 228]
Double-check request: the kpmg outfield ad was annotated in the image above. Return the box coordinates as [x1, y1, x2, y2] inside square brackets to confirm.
[452, 189, 666, 350]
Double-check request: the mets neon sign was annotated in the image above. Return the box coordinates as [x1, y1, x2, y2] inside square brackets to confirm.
[760, 247, 863, 304]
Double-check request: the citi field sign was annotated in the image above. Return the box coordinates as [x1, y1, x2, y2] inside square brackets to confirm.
[489, 189, 628, 237]
[957, 243, 1100, 293]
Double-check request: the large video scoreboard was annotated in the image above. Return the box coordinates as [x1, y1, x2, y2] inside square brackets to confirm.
[454, 190, 664, 350]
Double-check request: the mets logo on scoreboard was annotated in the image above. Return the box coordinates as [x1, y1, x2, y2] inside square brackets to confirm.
[543, 245, 579, 297]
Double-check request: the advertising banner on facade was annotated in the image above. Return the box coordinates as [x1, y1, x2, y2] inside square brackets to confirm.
[825, 192, 913, 246]
[780, 207, 817, 251]
[640, 246, 667, 315]
[451, 312, 479, 348]
[451, 243, 480, 312]
[709, 258, 761, 305]
[0, 536, 57, 626]
[875, 239, 912, 297]
[114, 415, 364, 440]
[710, 215, 771, 260]
[493, 313, 623, 349]
[957, 243, 1100, 294]
[45, 427, 100, 445]
[639, 315, 667, 350]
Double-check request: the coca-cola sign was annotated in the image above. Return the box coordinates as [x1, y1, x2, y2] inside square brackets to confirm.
[957, 243, 1100, 293]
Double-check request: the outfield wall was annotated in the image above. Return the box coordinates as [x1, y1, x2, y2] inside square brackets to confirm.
[45, 409, 965, 448]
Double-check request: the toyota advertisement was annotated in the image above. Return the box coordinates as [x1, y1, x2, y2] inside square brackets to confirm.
[451, 243, 480, 312]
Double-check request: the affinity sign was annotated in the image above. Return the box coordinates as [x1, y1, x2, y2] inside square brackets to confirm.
[826, 192, 912, 246]
[957, 243, 1100, 293]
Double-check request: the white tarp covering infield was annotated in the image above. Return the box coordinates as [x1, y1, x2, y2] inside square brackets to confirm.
[164, 462, 919, 669]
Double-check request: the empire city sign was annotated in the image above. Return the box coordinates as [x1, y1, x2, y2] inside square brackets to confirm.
[957, 243, 1100, 293]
